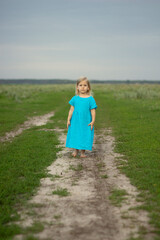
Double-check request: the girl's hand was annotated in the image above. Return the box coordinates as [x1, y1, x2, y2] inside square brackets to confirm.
[88, 121, 94, 130]
[67, 120, 71, 129]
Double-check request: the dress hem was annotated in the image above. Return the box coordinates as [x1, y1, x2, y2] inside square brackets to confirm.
[66, 146, 92, 151]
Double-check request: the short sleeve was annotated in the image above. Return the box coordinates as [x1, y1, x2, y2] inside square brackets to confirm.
[69, 96, 75, 106]
[90, 97, 97, 110]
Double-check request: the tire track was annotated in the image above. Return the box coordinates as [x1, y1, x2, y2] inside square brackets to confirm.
[0, 112, 54, 142]
[14, 128, 154, 240]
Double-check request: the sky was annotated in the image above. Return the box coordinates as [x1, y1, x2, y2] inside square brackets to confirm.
[0, 0, 160, 80]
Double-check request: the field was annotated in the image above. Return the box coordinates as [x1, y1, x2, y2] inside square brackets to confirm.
[0, 84, 160, 240]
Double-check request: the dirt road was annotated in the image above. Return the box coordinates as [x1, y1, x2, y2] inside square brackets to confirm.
[0, 112, 54, 142]
[14, 127, 154, 240]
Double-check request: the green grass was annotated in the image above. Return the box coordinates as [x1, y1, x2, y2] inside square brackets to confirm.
[109, 188, 128, 207]
[96, 162, 105, 171]
[127, 237, 144, 240]
[0, 84, 75, 239]
[95, 84, 160, 237]
[100, 174, 108, 179]
[1, 83, 160, 239]
[69, 164, 83, 171]
[24, 236, 39, 240]
[50, 174, 62, 181]
[23, 221, 44, 234]
[54, 215, 61, 219]
[0, 128, 61, 239]
[0, 84, 74, 136]
[52, 188, 70, 197]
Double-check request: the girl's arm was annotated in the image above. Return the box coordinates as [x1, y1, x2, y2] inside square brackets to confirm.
[67, 105, 74, 129]
[88, 109, 96, 130]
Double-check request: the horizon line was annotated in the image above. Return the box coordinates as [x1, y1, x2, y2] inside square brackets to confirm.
[0, 79, 160, 82]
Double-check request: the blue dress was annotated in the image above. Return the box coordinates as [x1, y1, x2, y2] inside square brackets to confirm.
[65, 95, 97, 151]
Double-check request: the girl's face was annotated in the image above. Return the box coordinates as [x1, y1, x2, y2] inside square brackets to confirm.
[77, 80, 89, 94]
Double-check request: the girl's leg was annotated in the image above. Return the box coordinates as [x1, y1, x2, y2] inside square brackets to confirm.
[80, 150, 87, 158]
[72, 149, 79, 157]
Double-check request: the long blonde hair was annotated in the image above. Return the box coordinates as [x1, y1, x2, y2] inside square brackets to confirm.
[75, 77, 93, 96]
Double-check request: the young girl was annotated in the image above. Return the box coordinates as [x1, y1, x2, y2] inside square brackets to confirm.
[66, 77, 97, 158]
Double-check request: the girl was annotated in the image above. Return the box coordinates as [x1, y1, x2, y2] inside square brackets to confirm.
[66, 77, 97, 158]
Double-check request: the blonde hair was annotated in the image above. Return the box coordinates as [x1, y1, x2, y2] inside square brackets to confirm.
[75, 76, 93, 96]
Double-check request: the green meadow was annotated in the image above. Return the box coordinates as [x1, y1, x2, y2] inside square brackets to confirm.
[0, 83, 160, 239]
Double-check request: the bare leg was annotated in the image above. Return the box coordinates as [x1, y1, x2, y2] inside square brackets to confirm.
[80, 150, 87, 158]
[72, 149, 79, 157]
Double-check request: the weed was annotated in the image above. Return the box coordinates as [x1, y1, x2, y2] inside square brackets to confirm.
[109, 188, 128, 207]
[126, 225, 148, 240]
[71, 178, 79, 186]
[69, 164, 83, 171]
[54, 215, 61, 219]
[27, 203, 46, 208]
[96, 162, 105, 171]
[24, 236, 39, 240]
[52, 188, 70, 197]
[50, 174, 62, 181]
[23, 222, 44, 234]
[127, 237, 144, 240]
[100, 174, 108, 178]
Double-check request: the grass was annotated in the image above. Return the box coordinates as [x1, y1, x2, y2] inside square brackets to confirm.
[0, 84, 73, 239]
[1, 83, 160, 239]
[69, 164, 83, 171]
[127, 237, 144, 240]
[54, 215, 61, 219]
[24, 236, 39, 240]
[127, 225, 149, 240]
[50, 174, 62, 181]
[52, 188, 70, 197]
[0, 84, 74, 136]
[109, 188, 128, 207]
[23, 222, 44, 234]
[96, 162, 105, 171]
[100, 174, 108, 179]
[95, 85, 160, 235]
[0, 128, 61, 239]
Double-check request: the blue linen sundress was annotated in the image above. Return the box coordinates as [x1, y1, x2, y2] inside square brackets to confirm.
[65, 95, 97, 151]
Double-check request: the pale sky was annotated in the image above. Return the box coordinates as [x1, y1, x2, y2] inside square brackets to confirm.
[0, 0, 160, 80]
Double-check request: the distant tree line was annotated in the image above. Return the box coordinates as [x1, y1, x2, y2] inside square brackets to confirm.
[0, 79, 160, 84]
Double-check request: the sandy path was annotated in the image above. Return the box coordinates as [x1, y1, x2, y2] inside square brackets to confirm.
[0, 111, 54, 142]
[14, 127, 154, 240]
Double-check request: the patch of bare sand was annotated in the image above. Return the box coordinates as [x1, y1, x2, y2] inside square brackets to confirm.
[14, 128, 155, 240]
[0, 112, 54, 142]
